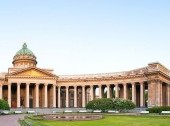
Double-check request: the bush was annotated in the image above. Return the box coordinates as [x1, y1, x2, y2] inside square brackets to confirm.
[86, 98, 113, 112]
[86, 98, 135, 112]
[146, 106, 170, 114]
[112, 98, 135, 112]
[0, 99, 10, 110]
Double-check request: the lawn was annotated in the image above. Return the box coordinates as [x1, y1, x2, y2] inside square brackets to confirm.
[22, 115, 170, 126]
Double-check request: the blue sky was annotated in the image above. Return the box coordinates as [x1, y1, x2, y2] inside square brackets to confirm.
[0, 0, 170, 74]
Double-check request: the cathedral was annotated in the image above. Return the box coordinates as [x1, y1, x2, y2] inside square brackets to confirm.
[0, 43, 170, 108]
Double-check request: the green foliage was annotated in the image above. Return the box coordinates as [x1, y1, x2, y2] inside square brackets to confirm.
[0, 99, 10, 110]
[86, 98, 135, 112]
[112, 98, 135, 112]
[86, 98, 113, 112]
[146, 106, 170, 113]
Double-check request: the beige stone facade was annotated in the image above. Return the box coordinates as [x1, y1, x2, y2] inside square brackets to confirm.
[0, 43, 170, 108]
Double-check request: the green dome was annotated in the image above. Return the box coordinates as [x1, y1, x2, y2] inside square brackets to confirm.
[15, 43, 35, 57]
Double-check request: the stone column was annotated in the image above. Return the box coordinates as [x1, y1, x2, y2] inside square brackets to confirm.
[156, 80, 162, 106]
[17, 83, 21, 108]
[26, 83, 29, 108]
[8, 83, 11, 107]
[35, 84, 39, 108]
[53, 85, 56, 108]
[74, 86, 77, 108]
[132, 83, 136, 104]
[123, 83, 127, 100]
[90, 85, 94, 101]
[98, 85, 102, 98]
[148, 80, 156, 107]
[82, 86, 86, 107]
[58, 86, 61, 108]
[0, 85, 2, 99]
[168, 84, 170, 106]
[44, 84, 48, 108]
[140, 82, 144, 107]
[107, 85, 110, 98]
[115, 84, 119, 98]
[66, 86, 69, 107]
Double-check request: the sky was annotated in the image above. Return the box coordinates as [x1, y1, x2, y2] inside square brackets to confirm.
[0, 0, 170, 75]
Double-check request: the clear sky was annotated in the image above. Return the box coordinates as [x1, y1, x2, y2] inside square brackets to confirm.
[0, 0, 170, 75]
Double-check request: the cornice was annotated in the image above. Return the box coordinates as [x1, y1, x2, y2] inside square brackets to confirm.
[57, 74, 147, 83]
[6, 75, 57, 80]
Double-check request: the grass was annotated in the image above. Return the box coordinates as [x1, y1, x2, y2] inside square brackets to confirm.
[22, 115, 170, 126]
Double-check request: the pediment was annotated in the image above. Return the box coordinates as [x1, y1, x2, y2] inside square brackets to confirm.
[9, 67, 57, 78]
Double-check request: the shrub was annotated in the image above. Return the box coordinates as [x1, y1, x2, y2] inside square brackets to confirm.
[86, 98, 113, 112]
[112, 98, 135, 112]
[0, 99, 10, 110]
[86, 98, 135, 112]
[146, 106, 170, 114]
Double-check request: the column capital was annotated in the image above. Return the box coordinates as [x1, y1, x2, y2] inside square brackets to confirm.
[123, 83, 127, 86]
[53, 84, 56, 87]
[131, 82, 136, 85]
[90, 85, 94, 88]
[115, 84, 119, 86]
[98, 85, 102, 87]
[44, 83, 48, 86]
[7, 83, 11, 86]
[74, 85, 77, 88]
[139, 81, 145, 85]
[106, 84, 110, 86]
[26, 83, 30, 86]
[17, 83, 21, 87]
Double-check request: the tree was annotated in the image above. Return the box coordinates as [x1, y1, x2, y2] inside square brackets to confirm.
[0, 99, 10, 110]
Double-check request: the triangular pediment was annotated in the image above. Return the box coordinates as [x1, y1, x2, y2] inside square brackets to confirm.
[9, 67, 57, 78]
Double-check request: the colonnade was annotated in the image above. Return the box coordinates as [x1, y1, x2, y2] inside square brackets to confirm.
[1, 80, 170, 108]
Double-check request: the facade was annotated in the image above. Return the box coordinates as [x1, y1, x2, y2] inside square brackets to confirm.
[0, 43, 170, 108]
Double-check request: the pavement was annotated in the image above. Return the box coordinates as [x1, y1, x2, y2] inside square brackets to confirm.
[0, 114, 25, 126]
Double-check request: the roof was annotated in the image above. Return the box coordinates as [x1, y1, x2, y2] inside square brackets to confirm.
[15, 43, 35, 57]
